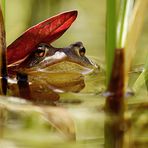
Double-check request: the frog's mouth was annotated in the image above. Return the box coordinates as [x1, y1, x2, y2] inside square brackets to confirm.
[37, 61, 94, 74]
[8, 50, 99, 75]
[21, 51, 99, 74]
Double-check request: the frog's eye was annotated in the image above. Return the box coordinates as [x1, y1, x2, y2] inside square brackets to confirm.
[35, 44, 49, 57]
[79, 47, 86, 56]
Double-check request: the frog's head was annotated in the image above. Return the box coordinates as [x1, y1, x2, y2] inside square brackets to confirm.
[10, 42, 98, 75]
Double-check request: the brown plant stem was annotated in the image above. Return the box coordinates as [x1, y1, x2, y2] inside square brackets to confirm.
[17, 72, 31, 100]
[0, 5, 7, 95]
[105, 49, 125, 148]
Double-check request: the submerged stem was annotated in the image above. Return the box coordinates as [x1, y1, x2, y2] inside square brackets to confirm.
[105, 49, 125, 148]
[17, 72, 31, 100]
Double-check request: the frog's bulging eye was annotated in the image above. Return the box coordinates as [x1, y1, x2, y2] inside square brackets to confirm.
[35, 44, 49, 57]
[70, 42, 86, 57]
[79, 47, 86, 56]
[35, 49, 46, 57]
[21, 43, 52, 68]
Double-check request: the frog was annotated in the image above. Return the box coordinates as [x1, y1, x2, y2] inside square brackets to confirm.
[8, 42, 99, 104]
[8, 42, 98, 75]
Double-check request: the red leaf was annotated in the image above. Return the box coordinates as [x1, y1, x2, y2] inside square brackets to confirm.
[7, 10, 78, 65]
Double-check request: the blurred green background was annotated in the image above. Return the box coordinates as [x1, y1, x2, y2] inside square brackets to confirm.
[5, 0, 147, 65]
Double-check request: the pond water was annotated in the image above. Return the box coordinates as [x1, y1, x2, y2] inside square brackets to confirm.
[0, 60, 105, 148]
[0, 59, 147, 148]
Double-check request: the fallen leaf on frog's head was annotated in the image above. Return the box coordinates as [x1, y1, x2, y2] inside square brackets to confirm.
[7, 10, 78, 65]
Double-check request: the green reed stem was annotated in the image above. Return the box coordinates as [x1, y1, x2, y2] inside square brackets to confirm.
[105, 1, 135, 148]
[105, 0, 116, 86]
[0, 0, 5, 19]
[116, 0, 134, 48]
[125, 0, 148, 89]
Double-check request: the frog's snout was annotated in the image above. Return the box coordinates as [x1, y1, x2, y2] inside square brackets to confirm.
[89, 58, 99, 69]
[85, 57, 100, 71]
